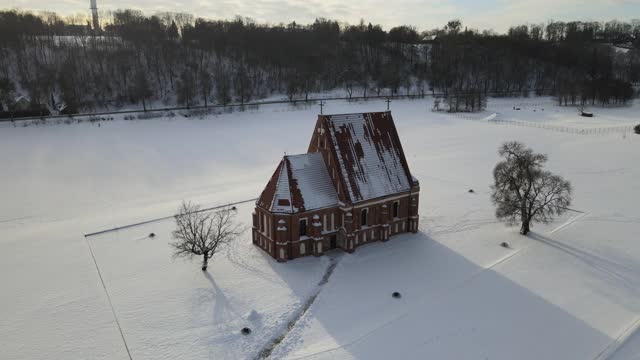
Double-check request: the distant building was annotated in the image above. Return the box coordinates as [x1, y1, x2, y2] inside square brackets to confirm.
[423, 34, 438, 43]
[13, 96, 31, 111]
[253, 112, 420, 262]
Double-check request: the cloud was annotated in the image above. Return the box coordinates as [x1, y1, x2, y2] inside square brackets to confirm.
[2, 0, 638, 32]
[462, 0, 640, 31]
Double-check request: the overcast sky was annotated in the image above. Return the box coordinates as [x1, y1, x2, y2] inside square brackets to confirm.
[3, 0, 640, 32]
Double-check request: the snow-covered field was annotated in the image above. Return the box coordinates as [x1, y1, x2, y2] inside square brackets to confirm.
[1, 98, 639, 359]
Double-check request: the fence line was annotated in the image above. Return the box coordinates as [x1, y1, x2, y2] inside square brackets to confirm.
[438, 108, 635, 137]
[487, 118, 634, 136]
[7, 92, 636, 138]
[2, 89, 549, 122]
[84, 198, 257, 238]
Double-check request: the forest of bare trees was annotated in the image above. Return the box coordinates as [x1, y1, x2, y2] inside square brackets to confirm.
[0, 9, 638, 117]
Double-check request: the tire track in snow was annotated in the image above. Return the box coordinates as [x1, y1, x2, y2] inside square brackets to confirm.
[593, 317, 640, 360]
[550, 212, 588, 234]
[534, 208, 640, 360]
[84, 235, 134, 360]
[286, 208, 590, 359]
[226, 234, 283, 285]
[286, 244, 534, 359]
[257, 254, 342, 359]
[283, 212, 591, 357]
[0, 215, 34, 224]
[82, 196, 259, 360]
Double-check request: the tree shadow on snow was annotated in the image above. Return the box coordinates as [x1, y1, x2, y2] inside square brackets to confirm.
[265, 231, 615, 360]
[530, 232, 640, 313]
[200, 270, 242, 324]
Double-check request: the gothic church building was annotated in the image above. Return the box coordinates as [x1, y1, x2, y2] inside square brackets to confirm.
[252, 111, 420, 262]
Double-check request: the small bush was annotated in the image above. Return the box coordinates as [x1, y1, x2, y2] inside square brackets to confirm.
[392, 291, 401, 299]
[137, 112, 164, 120]
[241, 327, 252, 335]
[634, 124, 640, 134]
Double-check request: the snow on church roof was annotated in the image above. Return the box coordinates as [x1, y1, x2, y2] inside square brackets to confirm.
[257, 111, 416, 213]
[257, 153, 338, 214]
[323, 112, 414, 203]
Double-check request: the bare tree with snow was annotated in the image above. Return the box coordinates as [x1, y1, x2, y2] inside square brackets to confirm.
[491, 141, 572, 235]
[170, 202, 243, 271]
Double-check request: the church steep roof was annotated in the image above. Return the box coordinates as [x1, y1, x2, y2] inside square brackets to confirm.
[256, 153, 339, 214]
[257, 111, 416, 214]
[322, 112, 414, 203]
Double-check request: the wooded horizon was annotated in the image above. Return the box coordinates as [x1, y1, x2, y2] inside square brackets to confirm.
[0, 9, 638, 116]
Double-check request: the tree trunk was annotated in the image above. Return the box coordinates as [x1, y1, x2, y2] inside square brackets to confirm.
[519, 200, 530, 235]
[201, 253, 209, 271]
[520, 219, 530, 235]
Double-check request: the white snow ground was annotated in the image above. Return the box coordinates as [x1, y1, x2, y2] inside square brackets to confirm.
[1, 98, 639, 359]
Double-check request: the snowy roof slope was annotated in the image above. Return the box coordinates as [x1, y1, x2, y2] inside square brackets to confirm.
[271, 160, 293, 212]
[258, 153, 338, 214]
[324, 112, 414, 203]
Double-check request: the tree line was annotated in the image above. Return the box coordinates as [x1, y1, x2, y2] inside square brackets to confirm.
[0, 9, 638, 116]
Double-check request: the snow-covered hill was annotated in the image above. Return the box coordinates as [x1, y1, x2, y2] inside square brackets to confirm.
[1, 98, 639, 359]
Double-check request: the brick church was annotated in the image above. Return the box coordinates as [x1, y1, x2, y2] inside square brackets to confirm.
[252, 111, 420, 262]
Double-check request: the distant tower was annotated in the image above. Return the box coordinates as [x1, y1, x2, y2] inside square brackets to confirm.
[90, 0, 100, 33]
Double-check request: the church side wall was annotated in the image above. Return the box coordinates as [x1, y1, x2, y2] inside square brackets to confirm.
[252, 186, 419, 262]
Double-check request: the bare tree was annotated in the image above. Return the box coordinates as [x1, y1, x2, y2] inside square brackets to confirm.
[0, 77, 15, 111]
[130, 69, 153, 111]
[491, 141, 572, 235]
[2, 10, 638, 115]
[200, 70, 212, 107]
[444, 19, 462, 34]
[215, 68, 232, 105]
[176, 69, 196, 108]
[170, 202, 243, 271]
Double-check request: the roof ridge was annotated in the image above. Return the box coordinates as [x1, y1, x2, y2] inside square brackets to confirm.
[322, 111, 391, 118]
[268, 159, 293, 213]
[284, 152, 320, 159]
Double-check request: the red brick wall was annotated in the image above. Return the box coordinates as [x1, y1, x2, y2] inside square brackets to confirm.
[254, 191, 419, 261]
